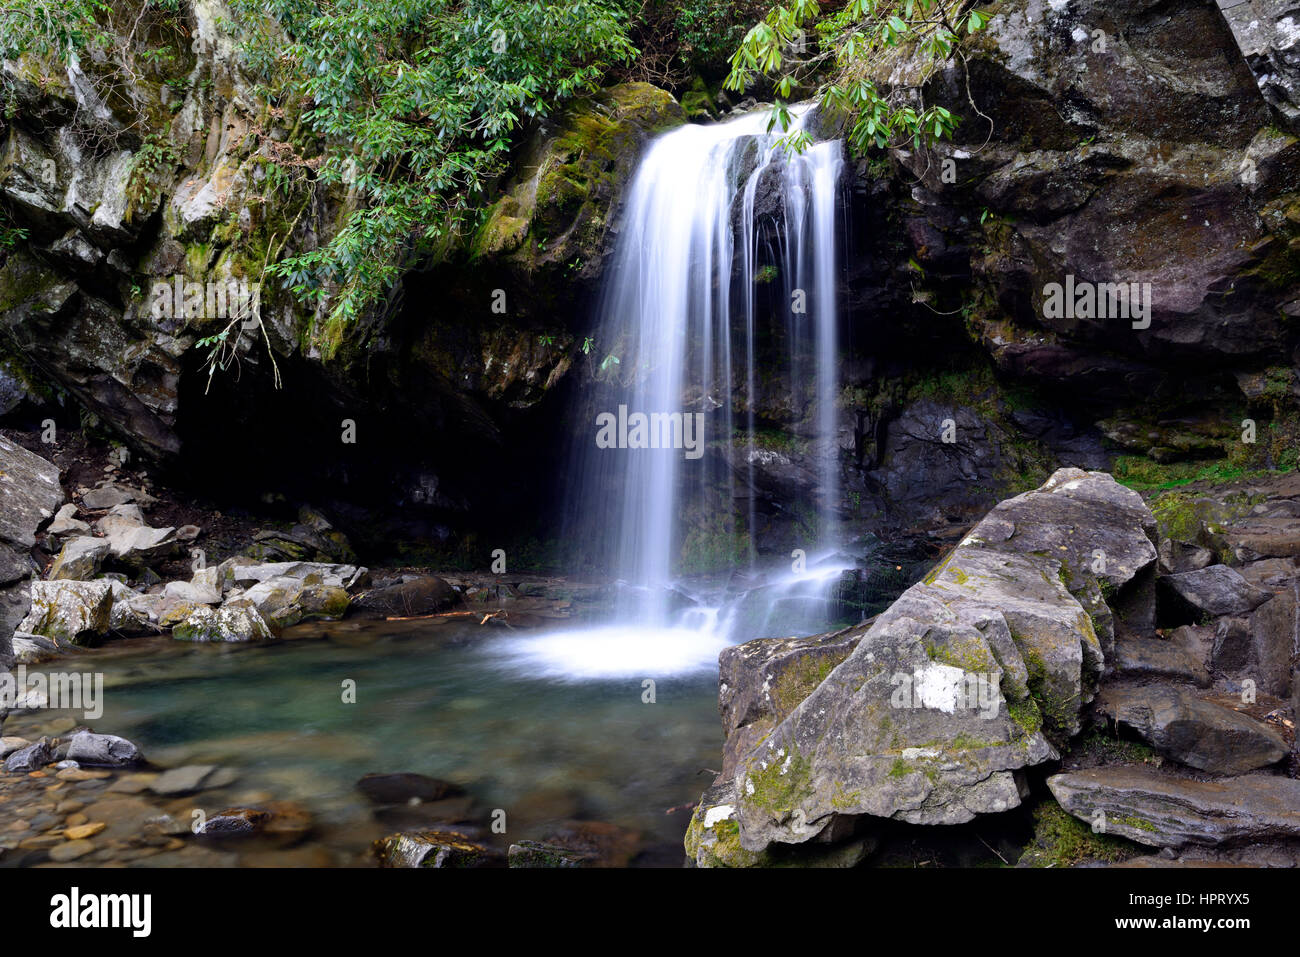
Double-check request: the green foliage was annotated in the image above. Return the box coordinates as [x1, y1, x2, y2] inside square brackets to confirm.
[1111, 455, 1261, 493]
[0, 207, 28, 251]
[725, 0, 988, 153]
[0, 0, 110, 62]
[230, 0, 636, 331]
[125, 130, 181, 212]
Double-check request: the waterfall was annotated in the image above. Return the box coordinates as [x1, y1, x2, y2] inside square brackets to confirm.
[543, 104, 849, 671]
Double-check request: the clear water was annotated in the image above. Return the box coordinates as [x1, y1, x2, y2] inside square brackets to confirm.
[9, 618, 726, 866]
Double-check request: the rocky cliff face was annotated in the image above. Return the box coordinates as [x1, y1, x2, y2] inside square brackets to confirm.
[0, 4, 682, 551]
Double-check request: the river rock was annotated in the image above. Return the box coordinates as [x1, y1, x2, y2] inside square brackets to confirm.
[352, 575, 460, 618]
[1159, 565, 1271, 620]
[537, 820, 643, 868]
[4, 737, 52, 772]
[66, 731, 142, 768]
[1111, 634, 1210, 687]
[507, 840, 591, 868]
[373, 830, 498, 868]
[0, 736, 31, 758]
[222, 560, 368, 593]
[161, 578, 222, 605]
[48, 839, 95, 862]
[1048, 767, 1300, 848]
[149, 764, 221, 796]
[718, 469, 1155, 856]
[357, 772, 465, 805]
[17, 579, 114, 645]
[171, 601, 273, 642]
[237, 575, 349, 631]
[197, 807, 271, 837]
[49, 536, 110, 581]
[1095, 683, 1287, 775]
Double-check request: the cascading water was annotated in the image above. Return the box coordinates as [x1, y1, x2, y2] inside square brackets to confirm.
[504, 106, 851, 678]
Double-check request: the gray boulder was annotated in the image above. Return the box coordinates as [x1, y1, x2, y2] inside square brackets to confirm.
[723, 469, 1150, 855]
[1049, 766, 1300, 848]
[66, 730, 142, 767]
[96, 505, 180, 566]
[49, 536, 110, 580]
[171, 601, 273, 642]
[352, 575, 460, 619]
[1212, 596, 1296, 698]
[1095, 683, 1287, 775]
[0, 434, 63, 548]
[1111, 634, 1210, 687]
[221, 560, 368, 593]
[4, 736, 52, 773]
[236, 575, 350, 632]
[18, 579, 114, 645]
[1159, 565, 1271, 620]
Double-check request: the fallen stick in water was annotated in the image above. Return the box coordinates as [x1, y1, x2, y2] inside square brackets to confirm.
[385, 609, 508, 624]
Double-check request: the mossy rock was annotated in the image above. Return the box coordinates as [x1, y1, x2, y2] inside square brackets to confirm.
[471, 82, 685, 271]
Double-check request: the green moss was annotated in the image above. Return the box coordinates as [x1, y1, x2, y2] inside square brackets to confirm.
[924, 632, 995, 673]
[1068, 729, 1160, 766]
[1112, 455, 1262, 493]
[770, 654, 840, 714]
[1007, 696, 1043, 737]
[1017, 801, 1141, 868]
[745, 748, 812, 816]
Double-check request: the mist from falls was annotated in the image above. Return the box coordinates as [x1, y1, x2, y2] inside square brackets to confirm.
[529, 105, 851, 676]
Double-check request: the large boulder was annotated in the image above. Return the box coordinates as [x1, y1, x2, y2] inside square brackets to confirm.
[1095, 682, 1287, 775]
[238, 575, 350, 632]
[17, 579, 114, 645]
[171, 600, 274, 643]
[66, 731, 143, 768]
[352, 575, 461, 619]
[0, 434, 63, 548]
[220, 560, 368, 593]
[0, 436, 62, 639]
[714, 469, 1154, 856]
[1048, 766, 1300, 848]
